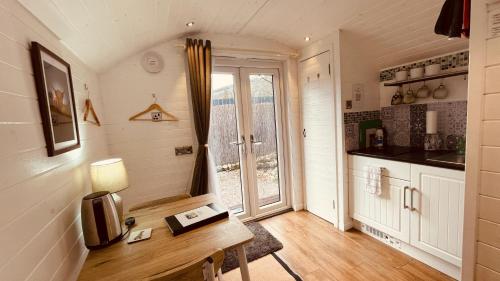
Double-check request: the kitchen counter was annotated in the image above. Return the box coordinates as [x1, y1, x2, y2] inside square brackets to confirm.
[347, 146, 465, 171]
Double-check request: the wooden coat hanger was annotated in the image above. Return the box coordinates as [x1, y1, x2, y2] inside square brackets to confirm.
[83, 84, 101, 126]
[129, 94, 178, 122]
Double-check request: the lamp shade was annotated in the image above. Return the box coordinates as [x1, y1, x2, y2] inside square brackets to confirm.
[90, 158, 129, 193]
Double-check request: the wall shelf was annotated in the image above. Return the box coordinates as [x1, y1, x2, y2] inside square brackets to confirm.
[383, 69, 468, 87]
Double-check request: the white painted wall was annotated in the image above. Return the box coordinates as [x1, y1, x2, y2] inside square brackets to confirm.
[0, 0, 109, 280]
[99, 42, 195, 211]
[339, 31, 381, 113]
[99, 34, 303, 211]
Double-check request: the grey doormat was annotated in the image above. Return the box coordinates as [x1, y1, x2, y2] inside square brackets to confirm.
[221, 221, 283, 273]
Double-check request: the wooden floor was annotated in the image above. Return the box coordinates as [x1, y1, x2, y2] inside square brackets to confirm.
[259, 211, 455, 281]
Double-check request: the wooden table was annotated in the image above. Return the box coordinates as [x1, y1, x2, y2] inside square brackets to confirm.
[78, 194, 254, 281]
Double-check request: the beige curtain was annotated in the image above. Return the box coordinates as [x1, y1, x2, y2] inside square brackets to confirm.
[186, 38, 212, 196]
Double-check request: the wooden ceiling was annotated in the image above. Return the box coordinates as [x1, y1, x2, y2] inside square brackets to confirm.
[340, 0, 469, 69]
[18, 0, 468, 72]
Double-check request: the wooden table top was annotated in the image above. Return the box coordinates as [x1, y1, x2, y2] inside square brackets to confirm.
[77, 194, 254, 281]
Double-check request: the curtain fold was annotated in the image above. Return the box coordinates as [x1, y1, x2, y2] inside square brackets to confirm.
[186, 38, 213, 196]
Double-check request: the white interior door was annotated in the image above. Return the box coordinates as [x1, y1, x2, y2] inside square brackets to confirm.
[210, 66, 288, 220]
[300, 51, 338, 224]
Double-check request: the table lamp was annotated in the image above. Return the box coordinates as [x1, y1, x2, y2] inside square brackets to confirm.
[90, 158, 129, 222]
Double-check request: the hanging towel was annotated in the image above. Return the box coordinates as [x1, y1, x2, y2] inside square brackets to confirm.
[365, 166, 382, 196]
[434, 0, 464, 38]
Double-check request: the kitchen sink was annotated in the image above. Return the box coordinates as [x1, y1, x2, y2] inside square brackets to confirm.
[426, 153, 465, 166]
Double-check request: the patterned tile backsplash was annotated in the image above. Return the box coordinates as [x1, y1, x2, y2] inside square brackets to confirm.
[379, 51, 469, 82]
[344, 111, 380, 151]
[343, 110, 380, 124]
[345, 101, 467, 151]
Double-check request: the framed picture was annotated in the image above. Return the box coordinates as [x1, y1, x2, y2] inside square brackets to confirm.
[30, 42, 80, 156]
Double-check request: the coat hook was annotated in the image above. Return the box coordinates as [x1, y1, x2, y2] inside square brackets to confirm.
[84, 83, 90, 99]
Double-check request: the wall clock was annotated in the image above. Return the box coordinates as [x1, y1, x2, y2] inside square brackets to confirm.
[141, 51, 164, 73]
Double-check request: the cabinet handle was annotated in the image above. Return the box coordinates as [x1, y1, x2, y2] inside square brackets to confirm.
[403, 186, 409, 209]
[410, 188, 417, 211]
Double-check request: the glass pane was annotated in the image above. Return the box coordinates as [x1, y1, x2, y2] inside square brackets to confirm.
[248, 74, 281, 207]
[209, 73, 245, 214]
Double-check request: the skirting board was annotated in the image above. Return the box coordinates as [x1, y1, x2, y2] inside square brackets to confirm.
[352, 220, 461, 280]
[292, 203, 304, 211]
[67, 238, 89, 281]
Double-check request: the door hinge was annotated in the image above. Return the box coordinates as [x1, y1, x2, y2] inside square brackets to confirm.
[328, 64, 331, 76]
[332, 200, 335, 210]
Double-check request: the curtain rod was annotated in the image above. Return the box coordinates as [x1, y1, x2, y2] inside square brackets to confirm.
[174, 43, 298, 58]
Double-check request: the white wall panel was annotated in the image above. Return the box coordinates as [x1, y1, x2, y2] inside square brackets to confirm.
[484, 94, 500, 120]
[98, 41, 196, 210]
[485, 66, 500, 93]
[482, 121, 500, 146]
[0, 1, 108, 280]
[470, 3, 500, 277]
[487, 37, 500, 66]
[480, 171, 500, 199]
[477, 242, 500, 273]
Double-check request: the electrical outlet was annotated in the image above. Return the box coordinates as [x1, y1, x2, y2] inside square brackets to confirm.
[151, 111, 162, 122]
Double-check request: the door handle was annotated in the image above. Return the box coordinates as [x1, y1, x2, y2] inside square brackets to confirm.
[403, 186, 409, 209]
[230, 136, 246, 154]
[230, 135, 246, 146]
[410, 187, 417, 211]
[250, 134, 262, 154]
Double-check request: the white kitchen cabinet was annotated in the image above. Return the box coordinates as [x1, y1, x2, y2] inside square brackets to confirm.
[348, 156, 465, 273]
[349, 169, 410, 242]
[409, 164, 465, 266]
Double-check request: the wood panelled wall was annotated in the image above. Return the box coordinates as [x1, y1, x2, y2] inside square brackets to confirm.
[0, 0, 108, 280]
[475, 4, 500, 280]
[98, 42, 195, 211]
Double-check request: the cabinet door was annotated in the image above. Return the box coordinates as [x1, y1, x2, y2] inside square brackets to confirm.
[349, 169, 411, 242]
[410, 164, 465, 266]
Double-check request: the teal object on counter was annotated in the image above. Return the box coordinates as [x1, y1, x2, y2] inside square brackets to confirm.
[359, 119, 382, 149]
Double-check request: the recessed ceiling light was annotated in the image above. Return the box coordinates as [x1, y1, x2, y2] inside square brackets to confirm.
[304, 36, 311, 42]
[186, 21, 195, 27]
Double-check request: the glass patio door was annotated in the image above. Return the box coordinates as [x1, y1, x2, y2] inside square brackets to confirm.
[209, 66, 287, 219]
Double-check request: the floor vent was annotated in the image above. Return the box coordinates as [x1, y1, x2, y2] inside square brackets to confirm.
[360, 224, 402, 249]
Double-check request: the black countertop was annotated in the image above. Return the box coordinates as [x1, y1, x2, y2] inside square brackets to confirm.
[347, 146, 465, 171]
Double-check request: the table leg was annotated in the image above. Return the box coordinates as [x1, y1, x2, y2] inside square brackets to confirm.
[236, 245, 251, 281]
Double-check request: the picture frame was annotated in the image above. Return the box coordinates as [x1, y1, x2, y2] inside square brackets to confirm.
[30, 42, 80, 157]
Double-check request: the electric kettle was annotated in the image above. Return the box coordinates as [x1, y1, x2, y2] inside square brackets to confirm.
[81, 191, 122, 249]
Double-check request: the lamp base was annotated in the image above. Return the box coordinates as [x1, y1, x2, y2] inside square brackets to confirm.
[111, 193, 123, 223]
